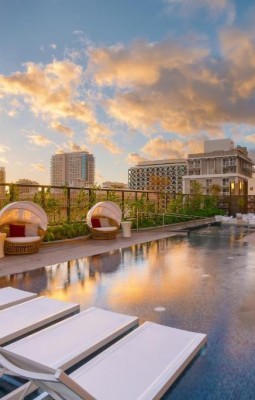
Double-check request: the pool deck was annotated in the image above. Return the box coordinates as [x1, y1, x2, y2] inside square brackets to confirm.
[0, 227, 188, 277]
[1, 216, 254, 278]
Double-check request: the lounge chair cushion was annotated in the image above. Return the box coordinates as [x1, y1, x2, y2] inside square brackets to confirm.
[100, 217, 110, 227]
[6, 236, 41, 243]
[9, 224, 25, 237]
[25, 223, 39, 237]
[94, 227, 117, 232]
[91, 218, 101, 228]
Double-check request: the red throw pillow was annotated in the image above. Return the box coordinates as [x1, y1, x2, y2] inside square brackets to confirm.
[9, 224, 25, 237]
[91, 218, 101, 228]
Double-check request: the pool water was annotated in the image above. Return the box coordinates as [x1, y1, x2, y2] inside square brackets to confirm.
[1, 225, 255, 399]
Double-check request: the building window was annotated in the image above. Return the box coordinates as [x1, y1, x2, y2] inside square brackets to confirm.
[206, 179, 212, 186]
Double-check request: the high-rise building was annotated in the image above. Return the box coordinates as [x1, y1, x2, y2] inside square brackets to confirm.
[128, 159, 187, 193]
[183, 139, 253, 195]
[0, 167, 6, 197]
[50, 151, 95, 187]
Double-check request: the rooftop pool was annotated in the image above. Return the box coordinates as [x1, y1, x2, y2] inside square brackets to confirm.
[1, 225, 255, 399]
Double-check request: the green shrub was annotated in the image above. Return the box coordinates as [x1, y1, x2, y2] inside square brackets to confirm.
[44, 222, 90, 242]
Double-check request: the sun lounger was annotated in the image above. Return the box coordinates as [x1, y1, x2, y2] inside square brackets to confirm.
[0, 307, 138, 400]
[0, 287, 37, 311]
[0, 296, 79, 346]
[0, 321, 207, 400]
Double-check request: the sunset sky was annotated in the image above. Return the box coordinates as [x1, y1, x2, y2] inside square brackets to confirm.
[1, 0, 255, 184]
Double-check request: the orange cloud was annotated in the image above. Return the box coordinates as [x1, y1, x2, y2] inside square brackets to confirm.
[26, 133, 53, 147]
[87, 31, 255, 136]
[86, 122, 122, 154]
[126, 153, 147, 165]
[31, 163, 45, 171]
[0, 59, 119, 154]
[50, 121, 74, 137]
[0, 60, 93, 123]
[56, 140, 89, 154]
[141, 137, 204, 159]
[88, 40, 208, 88]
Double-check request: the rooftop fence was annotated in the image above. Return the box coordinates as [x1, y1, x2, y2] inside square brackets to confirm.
[0, 183, 253, 225]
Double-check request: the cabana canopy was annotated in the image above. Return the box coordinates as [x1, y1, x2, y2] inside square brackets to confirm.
[0, 201, 48, 231]
[86, 201, 122, 227]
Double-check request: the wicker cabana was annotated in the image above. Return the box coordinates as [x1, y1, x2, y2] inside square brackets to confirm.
[86, 201, 122, 239]
[0, 201, 48, 255]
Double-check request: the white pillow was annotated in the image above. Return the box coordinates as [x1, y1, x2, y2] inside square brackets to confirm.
[25, 224, 39, 237]
[99, 218, 110, 227]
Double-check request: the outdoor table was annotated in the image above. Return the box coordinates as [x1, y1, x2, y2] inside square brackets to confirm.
[0, 233, 6, 258]
[121, 221, 132, 238]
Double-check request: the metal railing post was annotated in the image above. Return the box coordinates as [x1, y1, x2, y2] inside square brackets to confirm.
[67, 187, 71, 222]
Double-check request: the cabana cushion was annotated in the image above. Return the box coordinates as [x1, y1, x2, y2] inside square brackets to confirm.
[94, 227, 117, 232]
[9, 224, 25, 237]
[6, 236, 41, 243]
[91, 218, 101, 228]
[25, 223, 39, 237]
[100, 217, 110, 227]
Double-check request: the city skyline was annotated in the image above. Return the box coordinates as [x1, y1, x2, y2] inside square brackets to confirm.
[1, 0, 255, 185]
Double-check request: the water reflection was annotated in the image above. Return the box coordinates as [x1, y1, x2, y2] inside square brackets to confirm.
[1, 226, 255, 398]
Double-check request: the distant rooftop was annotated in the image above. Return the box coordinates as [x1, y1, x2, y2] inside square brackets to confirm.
[135, 159, 187, 167]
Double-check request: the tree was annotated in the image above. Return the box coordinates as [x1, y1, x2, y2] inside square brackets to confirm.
[146, 175, 171, 191]
[209, 184, 221, 196]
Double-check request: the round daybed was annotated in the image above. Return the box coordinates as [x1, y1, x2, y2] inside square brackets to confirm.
[86, 201, 122, 240]
[0, 201, 48, 255]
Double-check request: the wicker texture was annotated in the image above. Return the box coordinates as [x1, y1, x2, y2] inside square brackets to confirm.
[4, 234, 45, 255]
[90, 219, 119, 240]
[87, 201, 121, 240]
[0, 202, 48, 255]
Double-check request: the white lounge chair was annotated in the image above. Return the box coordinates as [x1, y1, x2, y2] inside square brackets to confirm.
[0, 307, 138, 400]
[0, 322, 207, 400]
[0, 296, 79, 346]
[0, 287, 37, 311]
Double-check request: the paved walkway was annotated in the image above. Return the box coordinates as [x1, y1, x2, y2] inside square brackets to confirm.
[0, 228, 189, 277]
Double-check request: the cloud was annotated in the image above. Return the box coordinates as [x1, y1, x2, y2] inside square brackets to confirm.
[50, 121, 74, 137]
[245, 134, 255, 144]
[141, 137, 204, 159]
[73, 30, 84, 35]
[126, 153, 147, 165]
[0, 145, 10, 153]
[87, 122, 122, 154]
[26, 133, 53, 147]
[87, 31, 255, 137]
[0, 60, 92, 122]
[88, 40, 208, 88]
[31, 163, 45, 171]
[163, 0, 235, 24]
[0, 157, 8, 164]
[56, 140, 89, 154]
[49, 43, 57, 49]
[0, 59, 118, 154]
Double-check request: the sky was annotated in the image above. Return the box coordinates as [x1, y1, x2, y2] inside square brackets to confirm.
[1, 0, 255, 185]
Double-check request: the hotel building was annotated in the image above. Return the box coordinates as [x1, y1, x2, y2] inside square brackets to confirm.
[51, 151, 95, 187]
[128, 159, 187, 193]
[183, 139, 253, 195]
